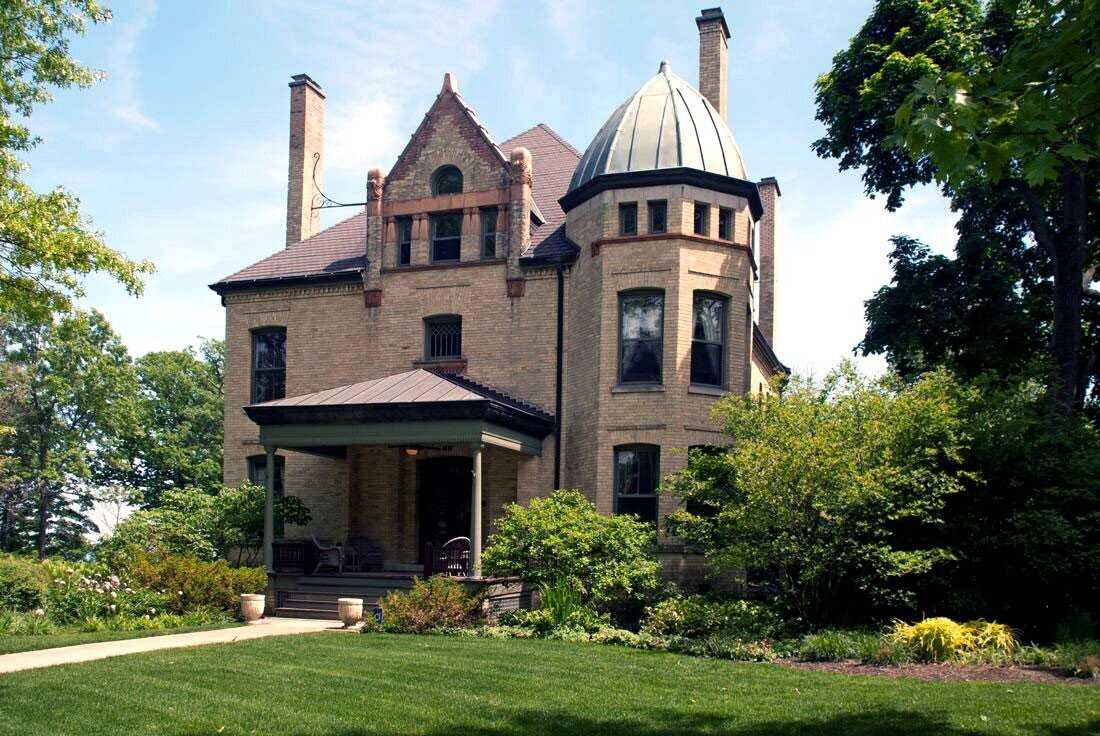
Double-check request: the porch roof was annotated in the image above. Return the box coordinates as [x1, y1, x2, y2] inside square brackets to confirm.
[244, 369, 555, 456]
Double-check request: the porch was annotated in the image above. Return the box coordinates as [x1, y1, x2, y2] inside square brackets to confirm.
[244, 369, 554, 619]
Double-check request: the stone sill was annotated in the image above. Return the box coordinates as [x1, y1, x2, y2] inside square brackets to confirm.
[688, 384, 729, 397]
[610, 383, 665, 394]
[412, 358, 467, 374]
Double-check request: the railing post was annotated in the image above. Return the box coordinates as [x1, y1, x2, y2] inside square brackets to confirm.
[263, 445, 277, 574]
[471, 443, 482, 577]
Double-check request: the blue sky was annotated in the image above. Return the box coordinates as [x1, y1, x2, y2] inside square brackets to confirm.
[26, 0, 956, 376]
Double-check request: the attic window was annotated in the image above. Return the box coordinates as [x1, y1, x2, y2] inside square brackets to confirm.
[431, 165, 463, 195]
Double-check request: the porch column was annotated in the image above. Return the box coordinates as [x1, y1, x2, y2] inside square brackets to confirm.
[471, 443, 482, 576]
[263, 445, 277, 574]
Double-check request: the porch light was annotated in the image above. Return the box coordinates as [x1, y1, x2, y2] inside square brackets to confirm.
[404, 447, 419, 457]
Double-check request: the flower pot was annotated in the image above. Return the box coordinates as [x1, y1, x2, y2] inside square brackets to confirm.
[337, 597, 364, 627]
[240, 593, 267, 624]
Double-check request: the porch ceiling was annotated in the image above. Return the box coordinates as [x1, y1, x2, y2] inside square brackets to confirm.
[244, 369, 554, 456]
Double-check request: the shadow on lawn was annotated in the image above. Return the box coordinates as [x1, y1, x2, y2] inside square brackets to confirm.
[167, 708, 1099, 736]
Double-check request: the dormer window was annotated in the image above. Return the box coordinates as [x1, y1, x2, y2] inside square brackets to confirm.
[430, 212, 461, 262]
[431, 165, 463, 195]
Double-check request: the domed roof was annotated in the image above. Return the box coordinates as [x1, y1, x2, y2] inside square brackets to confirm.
[567, 61, 748, 195]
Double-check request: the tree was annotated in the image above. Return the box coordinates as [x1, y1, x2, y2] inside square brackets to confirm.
[115, 340, 224, 505]
[815, 0, 1099, 412]
[664, 365, 971, 625]
[0, 310, 138, 557]
[0, 0, 153, 322]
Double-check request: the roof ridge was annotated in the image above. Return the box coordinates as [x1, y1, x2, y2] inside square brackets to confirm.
[434, 370, 554, 419]
[536, 123, 581, 157]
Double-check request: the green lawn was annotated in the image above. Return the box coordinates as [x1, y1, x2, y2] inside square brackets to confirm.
[0, 633, 1095, 736]
[0, 623, 240, 655]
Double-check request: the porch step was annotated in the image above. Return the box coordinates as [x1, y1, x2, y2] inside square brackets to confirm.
[274, 606, 341, 620]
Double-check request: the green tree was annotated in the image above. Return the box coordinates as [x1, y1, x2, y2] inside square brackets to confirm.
[0, 310, 138, 557]
[665, 365, 971, 625]
[0, 0, 153, 322]
[115, 340, 224, 505]
[815, 0, 1099, 412]
[482, 490, 661, 614]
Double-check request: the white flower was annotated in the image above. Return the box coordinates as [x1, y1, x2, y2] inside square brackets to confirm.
[33, 608, 45, 617]
[110, 591, 117, 599]
[109, 575, 120, 586]
[149, 608, 156, 615]
[177, 591, 184, 596]
[109, 604, 117, 613]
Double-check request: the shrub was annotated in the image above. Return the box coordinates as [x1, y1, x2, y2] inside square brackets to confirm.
[379, 576, 484, 633]
[482, 490, 660, 613]
[0, 609, 57, 636]
[887, 617, 1016, 662]
[121, 551, 265, 613]
[797, 629, 881, 662]
[0, 555, 45, 612]
[499, 606, 607, 636]
[640, 596, 786, 640]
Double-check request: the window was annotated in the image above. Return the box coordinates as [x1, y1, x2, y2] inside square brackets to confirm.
[691, 292, 727, 387]
[425, 315, 462, 360]
[614, 445, 659, 524]
[430, 165, 463, 195]
[618, 290, 664, 384]
[248, 454, 286, 537]
[480, 207, 497, 259]
[250, 328, 286, 403]
[430, 212, 462, 262]
[718, 207, 732, 240]
[396, 216, 412, 266]
[694, 202, 710, 236]
[647, 200, 667, 234]
[618, 202, 638, 236]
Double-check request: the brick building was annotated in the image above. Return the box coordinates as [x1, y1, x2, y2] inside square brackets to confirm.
[211, 7, 786, 614]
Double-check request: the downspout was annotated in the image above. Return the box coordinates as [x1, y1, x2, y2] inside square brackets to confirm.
[553, 262, 565, 489]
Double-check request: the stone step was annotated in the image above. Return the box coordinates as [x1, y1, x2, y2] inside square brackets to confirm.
[274, 606, 340, 620]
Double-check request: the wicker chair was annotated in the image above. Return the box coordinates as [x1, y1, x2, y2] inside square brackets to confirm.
[428, 536, 471, 577]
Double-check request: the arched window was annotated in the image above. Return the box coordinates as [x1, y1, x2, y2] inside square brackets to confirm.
[431, 165, 463, 195]
[614, 444, 660, 524]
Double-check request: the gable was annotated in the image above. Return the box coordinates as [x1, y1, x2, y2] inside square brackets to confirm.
[384, 84, 510, 202]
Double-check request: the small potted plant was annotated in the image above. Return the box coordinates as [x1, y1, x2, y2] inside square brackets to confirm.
[240, 593, 267, 624]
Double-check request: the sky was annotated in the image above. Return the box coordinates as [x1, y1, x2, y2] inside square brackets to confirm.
[25, 0, 959, 378]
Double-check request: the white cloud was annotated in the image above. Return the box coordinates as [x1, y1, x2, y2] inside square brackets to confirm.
[101, 0, 160, 137]
[326, 98, 405, 178]
[776, 185, 959, 378]
[112, 103, 160, 131]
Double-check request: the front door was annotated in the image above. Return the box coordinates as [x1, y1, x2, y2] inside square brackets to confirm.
[417, 457, 472, 561]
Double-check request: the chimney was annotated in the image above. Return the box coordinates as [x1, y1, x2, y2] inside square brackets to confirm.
[696, 7, 730, 119]
[286, 74, 325, 247]
[757, 177, 780, 345]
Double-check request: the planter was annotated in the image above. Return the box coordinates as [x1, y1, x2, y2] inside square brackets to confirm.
[240, 593, 267, 624]
[337, 597, 364, 627]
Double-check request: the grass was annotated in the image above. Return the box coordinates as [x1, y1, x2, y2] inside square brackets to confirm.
[0, 633, 1095, 736]
[0, 622, 239, 655]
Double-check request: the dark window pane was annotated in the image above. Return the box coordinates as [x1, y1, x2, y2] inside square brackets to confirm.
[425, 317, 462, 359]
[251, 329, 286, 403]
[694, 202, 709, 236]
[718, 208, 732, 240]
[431, 213, 461, 262]
[648, 201, 667, 234]
[431, 166, 463, 195]
[481, 208, 497, 259]
[619, 203, 637, 236]
[396, 217, 412, 266]
[614, 445, 659, 524]
[619, 292, 663, 384]
[691, 294, 726, 386]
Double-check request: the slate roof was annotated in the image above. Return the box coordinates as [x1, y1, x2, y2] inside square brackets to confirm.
[213, 124, 580, 291]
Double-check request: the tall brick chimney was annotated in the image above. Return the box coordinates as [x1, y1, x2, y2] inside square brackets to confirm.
[757, 177, 780, 345]
[696, 7, 730, 119]
[286, 74, 325, 247]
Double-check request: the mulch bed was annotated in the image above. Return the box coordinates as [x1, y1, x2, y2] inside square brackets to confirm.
[783, 659, 1097, 685]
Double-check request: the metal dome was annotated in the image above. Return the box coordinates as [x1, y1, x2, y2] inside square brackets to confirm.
[567, 61, 748, 194]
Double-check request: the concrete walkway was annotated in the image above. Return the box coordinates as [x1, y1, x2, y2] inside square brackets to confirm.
[0, 618, 339, 675]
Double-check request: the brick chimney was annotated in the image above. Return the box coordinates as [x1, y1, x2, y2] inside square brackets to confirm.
[286, 74, 325, 247]
[696, 7, 730, 119]
[757, 177, 780, 345]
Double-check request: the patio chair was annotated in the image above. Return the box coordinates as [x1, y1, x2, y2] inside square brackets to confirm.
[435, 536, 471, 577]
[310, 534, 343, 574]
[344, 536, 384, 573]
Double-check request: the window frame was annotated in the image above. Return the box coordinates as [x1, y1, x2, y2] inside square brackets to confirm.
[613, 444, 660, 524]
[718, 207, 733, 241]
[430, 165, 463, 196]
[395, 216, 412, 266]
[423, 314, 462, 361]
[693, 201, 710, 236]
[618, 202, 638, 236]
[429, 211, 462, 263]
[617, 289, 665, 385]
[647, 200, 668, 234]
[247, 454, 286, 537]
[690, 291, 728, 388]
[250, 327, 286, 404]
[480, 207, 497, 260]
